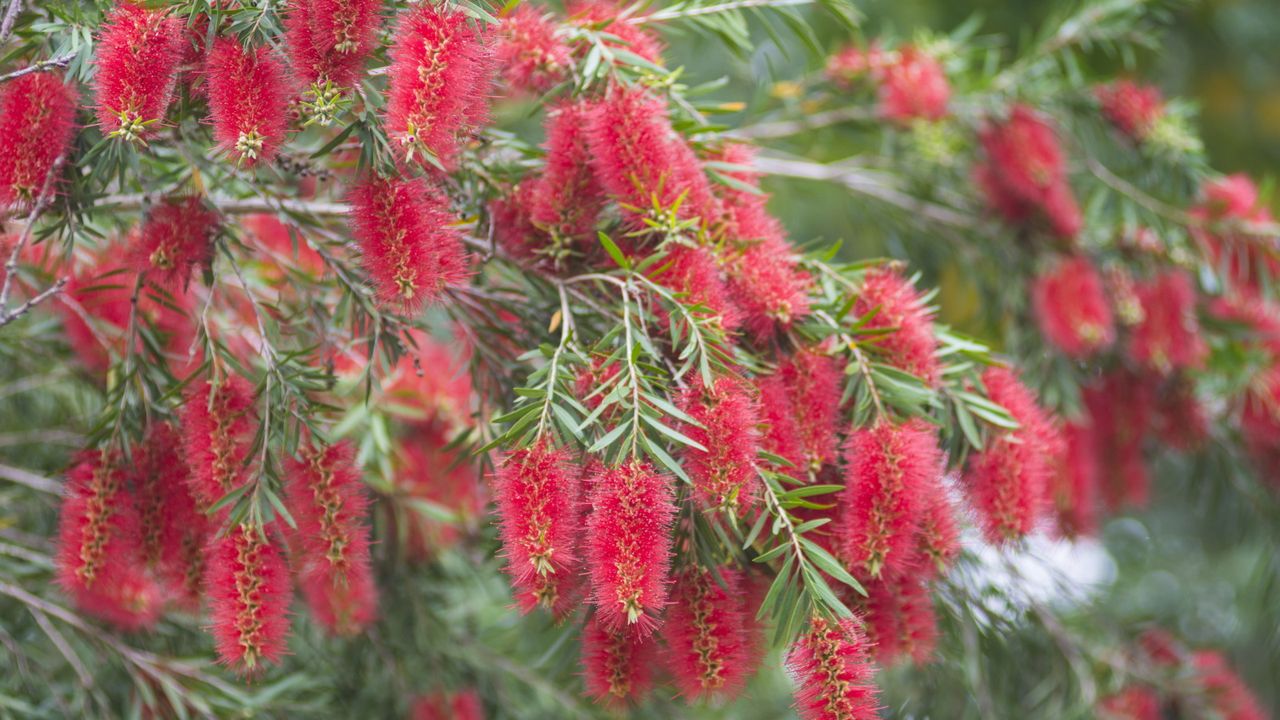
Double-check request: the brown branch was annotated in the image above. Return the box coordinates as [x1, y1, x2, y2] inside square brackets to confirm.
[100, 192, 349, 217]
[0, 276, 67, 328]
[0, 154, 65, 321]
[0, 51, 76, 83]
[0, 0, 22, 46]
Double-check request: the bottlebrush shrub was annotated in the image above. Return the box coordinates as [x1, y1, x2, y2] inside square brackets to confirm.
[0, 72, 77, 209]
[205, 523, 292, 673]
[974, 104, 1082, 238]
[205, 38, 290, 166]
[567, 0, 664, 64]
[785, 615, 879, 720]
[675, 375, 760, 509]
[93, 2, 183, 141]
[1031, 255, 1116, 357]
[581, 613, 656, 706]
[127, 196, 220, 287]
[664, 566, 755, 699]
[914, 477, 960, 575]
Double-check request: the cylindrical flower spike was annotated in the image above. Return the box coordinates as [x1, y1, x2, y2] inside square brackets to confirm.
[785, 614, 880, 720]
[0, 72, 77, 209]
[181, 375, 255, 511]
[205, 524, 293, 674]
[1128, 271, 1207, 375]
[854, 268, 941, 386]
[879, 46, 949, 123]
[585, 460, 676, 633]
[94, 2, 184, 142]
[385, 2, 493, 169]
[864, 575, 939, 666]
[1046, 421, 1100, 538]
[725, 234, 813, 339]
[205, 38, 290, 166]
[581, 613, 655, 706]
[676, 376, 759, 509]
[664, 566, 755, 699]
[285, 0, 383, 89]
[775, 348, 843, 472]
[131, 423, 207, 602]
[914, 476, 960, 575]
[974, 104, 1082, 239]
[651, 244, 743, 332]
[1031, 255, 1115, 357]
[128, 196, 220, 288]
[493, 439, 581, 615]
[1096, 80, 1164, 142]
[495, 5, 570, 93]
[1193, 651, 1268, 720]
[284, 441, 378, 636]
[348, 175, 468, 313]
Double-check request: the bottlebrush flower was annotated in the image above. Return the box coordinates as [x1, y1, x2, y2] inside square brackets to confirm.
[1046, 422, 1099, 538]
[725, 234, 813, 338]
[706, 143, 784, 245]
[914, 475, 960, 576]
[965, 367, 1059, 542]
[574, 355, 621, 414]
[493, 439, 581, 615]
[585, 460, 676, 633]
[394, 426, 486, 560]
[205, 38, 289, 166]
[347, 175, 468, 312]
[1128, 271, 1207, 374]
[676, 376, 760, 509]
[284, 441, 378, 636]
[56, 450, 163, 629]
[1098, 687, 1160, 720]
[664, 566, 754, 699]
[495, 5, 570, 93]
[94, 2, 183, 141]
[879, 46, 949, 123]
[825, 43, 884, 88]
[854, 268, 941, 385]
[785, 614, 879, 720]
[385, 2, 492, 168]
[284, 0, 382, 89]
[205, 524, 292, 673]
[410, 691, 486, 720]
[127, 196, 219, 287]
[1096, 80, 1164, 142]
[757, 373, 807, 475]
[568, 1, 663, 64]
[182, 374, 255, 510]
[1139, 627, 1184, 667]
[581, 614, 655, 705]
[1193, 651, 1267, 720]
[837, 419, 940, 580]
[1031, 255, 1115, 357]
[974, 105, 1082, 239]
[776, 348, 843, 472]
[1083, 371, 1153, 509]
[652, 244, 742, 332]
[1190, 175, 1278, 293]
[864, 576, 939, 666]
[130, 424, 206, 599]
[0, 72, 77, 209]
[525, 101, 605, 256]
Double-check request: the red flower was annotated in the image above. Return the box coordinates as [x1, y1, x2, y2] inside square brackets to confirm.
[1096, 80, 1164, 141]
[676, 376, 760, 509]
[581, 613, 655, 705]
[757, 372, 807, 475]
[1083, 371, 1153, 509]
[664, 566, 755, 699]
[205, 524, 292, 674]
[394, 426, 486, 560]
[825, 43, 885, 88]
[1032, 255, 1115, 357]
[1190, 175, 1277, 293]
[864, 575, 939, 666]
[181, 374, 255, 511]
[585, 461, 676, 634]
[56, 450, 163, 629]
[94, 2, 183, 141]
[385, 3, 492, 168]
[854, 268, 940, 385]
[879, 46, 949, 123]
[205, 38, 289, 166]
[128, 196, 219, 287]
[1128, 271, 1207, 374]
[725, 234, 813, 338]
[1046, 421, 1100, 538]
[493, 439, 582, 615]
[410, 691, 486, 720]
[974, 105, 1082, 238]
[568, 1, 663, 64]
[284, 0, 382, 88]
[529, 101, 605, 252]
[776, 348, 843, 472]
[965, 367, 1059, 542]
[347, 175, 468, 312]
[130, 424, 208, 607]
[707, 143, 784, 244]
[651, 244, 742, 332]
[1193, 651, 1267, 720]
[785, 614, 879, 720]
[284, 441, 378, 636]
[838, 419, 940, 580]
[1098, 686, 1160, 720]
[495, 5, 570, 92]
[0, 72, 77, 209]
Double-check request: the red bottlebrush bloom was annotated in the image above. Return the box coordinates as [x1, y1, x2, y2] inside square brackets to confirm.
[1098, 687, 1161, 720]
[854, 268, 941, 386]
[242, 213, 327, 281]
[585, 86, 718, 227]
[965, 367, 1059, 542]
[757, 373, 807, 475]
[56, 450, 163, 629]
[864, 576, 939, 666]
[776, 348, 843, 472]
[974, 105, 1082, 239]
[130, 424, 207, 607]
[394, 428, 486, 560]
[837, 419, 940, 580]
[706, 142, 784, 245]
[664, 566, 754, 699]
[825, 43, 885, 88]
[879, 46, 949, 123]
[181, 374, 255, 511]
[127, 196, 219, 287]
[205, 38, 289, 166]
[493, 439, 581, 615]
[410, 691, 486, 720]
[1032, 255, 1115, 357]
[725, 234, 813, 338]
[581, 614, 655, 706]
[568, 1, 663, 64]
[676, 376, 760, 509]
[495, 5, 570, 93]
[284, 441, 378, 636]
[1083, 371, 1154, 509]
[205, 524, 292, 673]
[574, 355, 622, 414]
[0, 72, 77, 209]
[786, 614, 880, 720]
[1128, 271, 1207, 374]
[385, 3, 492, 168]
[348, 175, 468, 312]
[585, 460, 676, 633]
[284, 0, 382, 89]
[1096, 80, 1164, 141]
[1193, 651, 1268, 720]
[652, 244, 742, 332]
[1203, 174, 1262, 218]
[1190, 175, 1278, 293]
[94, 2, 183, 141]
[1046, 421, 1100, 538]
[914, 475, 960, 575]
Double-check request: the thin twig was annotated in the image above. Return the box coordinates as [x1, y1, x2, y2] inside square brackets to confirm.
[633, 0, 812, 24]
[0, 155, 64, 315]
[730, 106, 876, 140]
[100, 193, 349, 217]
[0, 51, 76, 83]
[0, 276, 67, 328]
[0, 462, 61, 494]
[0, 0, 23, 45]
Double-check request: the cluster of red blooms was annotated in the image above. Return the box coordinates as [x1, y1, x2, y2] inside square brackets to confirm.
[1096, 79, 1165, 142]
[825, 43, 950, 123]
[975, 105, 1083, 239]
